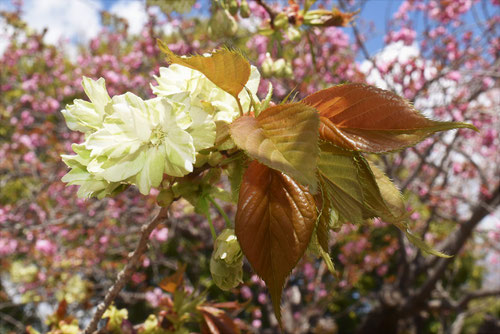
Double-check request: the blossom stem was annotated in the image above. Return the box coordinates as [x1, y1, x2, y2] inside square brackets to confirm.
[83, 206, 170, 334]
[206, 209, 217, 241]
[208, 195, 232, 228]
[235, 96, 244, 116]
[219, 151, 244, 166]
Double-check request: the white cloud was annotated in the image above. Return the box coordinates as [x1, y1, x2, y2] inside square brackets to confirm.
[0, 16, 15, 56]
[110, 1, 148, 35]
[147, 6, 176, 36]
[360, 42, 421, 91]
[22, 0, 102, 45]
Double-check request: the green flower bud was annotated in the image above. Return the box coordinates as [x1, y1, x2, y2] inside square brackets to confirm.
[270, 58, 293, 79]
[240, 0, 250, 18]
[261, 53, 274, 78]
[210, 229, 243, 290]
[208, 151, 224, 167]
[284, 62, 294, 79]
[286, 26, 302, 42]
[228, 0, 239, 16]
[303, 9, 356, 27]
[272, 58, 286, 76]
[274, 12, 289, 30]
[157, 188, 174, 207]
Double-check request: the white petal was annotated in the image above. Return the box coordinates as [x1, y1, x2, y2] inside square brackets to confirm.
[187, 105, 216, 151]
[135, 146, 166, 195]
[161, 128, 195, 177]
[82, 77, 111, 116]
[98, 149, 146, 182]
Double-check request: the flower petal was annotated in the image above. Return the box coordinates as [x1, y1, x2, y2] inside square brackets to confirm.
[135, 146, 166, 195]
[82, 77, 111, 116]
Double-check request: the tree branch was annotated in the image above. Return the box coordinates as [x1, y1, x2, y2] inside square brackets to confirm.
[401, 186, 500, 315]
[255, 0, 277, 29]
[457, 289, 500, 309]
[83, 206, 170, 334]
[0, 311, 25, 332]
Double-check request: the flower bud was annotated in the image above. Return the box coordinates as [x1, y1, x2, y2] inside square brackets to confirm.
[272, 58, 293, 78]
[303, 8, 356, 27]
[272, 58, 287, 76]
[228, 0, 239, 16]
[240, 0, 250, 18]
[286, 26, 302, 42]
[210, 229, 243, 290]
[274, 13, 289, 30]
[261, 53, 274, 78]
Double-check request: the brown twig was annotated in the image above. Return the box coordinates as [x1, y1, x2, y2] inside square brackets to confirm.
[255, 0, 277, 29]
[83, 206, 170, 334]
[401, 186, 500, 316]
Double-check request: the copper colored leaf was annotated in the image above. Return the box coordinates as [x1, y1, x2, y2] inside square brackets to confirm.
[159, 263, 186, 293]
[235, 161, 317, 324]
[230, 102, 320, 192]
[158, 40, 250, 99]
[55, 299, 68, 321]
[199, 305, 240, 334]
[215, 120, 235, 150]
[209, 301, 246, 310]
[303, 83, 478, 153]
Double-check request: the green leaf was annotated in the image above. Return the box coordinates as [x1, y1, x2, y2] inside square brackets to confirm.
[402, 227, 452, 258]
[310, 191, 337, 275]
[157, 40, 251, 99]
[235, 161, 317, 325]
[318, 142, 408, 225]
[317, 143, 365, 224]
[319, 143, 448, 257]
[303, 83, 478, 153]
[230, 102, 320, 192]
[367, 161, 407, 219]
[308, 228, 336, 275]
[316, 192, 335, 252]
[355, 157, 407, 223]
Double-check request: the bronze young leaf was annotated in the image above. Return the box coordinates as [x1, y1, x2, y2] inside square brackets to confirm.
[230, 102, 320, 192]
[235, 161, 317, 324]
[157, 40, 251, 99]
[303, 83, 478, 153]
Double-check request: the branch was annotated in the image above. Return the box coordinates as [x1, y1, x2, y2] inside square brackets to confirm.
[255, 0, 277, 29]
[83, 206, 170, 334]
[401, 186, 500, 315]
[400, 142, 438, 191]
[457, 289, 500, 310]
[0, 311, 25, 332]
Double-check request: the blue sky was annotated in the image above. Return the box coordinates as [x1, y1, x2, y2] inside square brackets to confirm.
[1, 0, 495, 58]
[0, 0, 401, 56]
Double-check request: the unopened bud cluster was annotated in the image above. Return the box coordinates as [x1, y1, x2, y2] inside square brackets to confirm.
[262, 53, 293, 79]
[210, 229, 244, 290]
